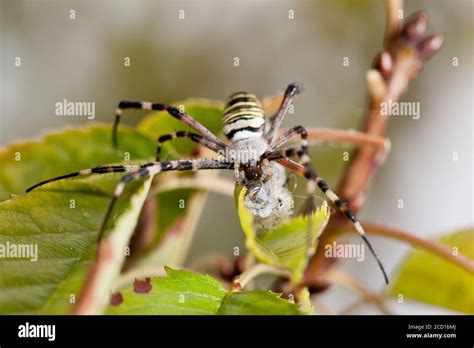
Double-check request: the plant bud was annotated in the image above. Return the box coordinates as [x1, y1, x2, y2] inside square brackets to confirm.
[417, 34, 445, 60]
[402, 11, 428, 41]
[373, 51, 393, 79]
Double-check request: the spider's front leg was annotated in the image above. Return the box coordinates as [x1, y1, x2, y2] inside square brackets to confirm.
[265, 82, 303, 144]
[26, 159, 233, 242]
[112, 101, 226, 149]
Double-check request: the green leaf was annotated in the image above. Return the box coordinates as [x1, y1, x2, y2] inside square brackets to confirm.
[0, 99, 226, 313]
[0, 124, 155, 201]
[0, 125, 155, 314]
[106, 267, 303, 315]
[235, 186, 330, 283]
[217, 290, 303, 315]
[388, 229, 474, 314]
[0, 174, 152, 314]
[107, 267, 226, 315]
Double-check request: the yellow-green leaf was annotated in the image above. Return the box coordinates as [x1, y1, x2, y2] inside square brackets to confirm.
[388, 229, 474, 314]
[235, 186, 330, 283]
[217, 290, 303, 315]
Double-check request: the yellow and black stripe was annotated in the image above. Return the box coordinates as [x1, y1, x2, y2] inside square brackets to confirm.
[222, 92, 265, 141]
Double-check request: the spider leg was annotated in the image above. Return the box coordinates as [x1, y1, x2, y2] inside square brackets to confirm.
[265, 83, 303, 144]
[112, 101, 226, 149]
[156, 130, 223, 161]
[27, 159, 232, 240]
[271, 125, 310, 150]
[269, 125, 312, 207]
[264, 147, 389, 284]
[98, 158, 233, 241]
[25, 164, 144, 192]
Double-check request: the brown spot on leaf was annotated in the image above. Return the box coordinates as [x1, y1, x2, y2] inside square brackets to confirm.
[110, 292, 123, 306]
[133, 277, 152, 293]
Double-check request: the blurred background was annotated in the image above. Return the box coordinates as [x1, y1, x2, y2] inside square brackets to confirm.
[1, 0, 472, 314]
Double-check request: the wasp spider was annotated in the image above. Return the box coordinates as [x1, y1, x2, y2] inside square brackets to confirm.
[27, 83, 389, 284]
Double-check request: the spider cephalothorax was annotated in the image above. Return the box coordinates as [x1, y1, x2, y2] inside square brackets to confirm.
[26, 82, 389, 284]
[242, 164, 264, 182]
[243, 160, 294, 231]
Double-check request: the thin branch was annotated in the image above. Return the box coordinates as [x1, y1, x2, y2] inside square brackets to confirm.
[311, 297, 338, 315]
[337, 5, 444, 212]
[339, 297, 377, 315]
[385, 0, 403, 41]
[323, 269, 392, 315]
[233, 263, 290, 289]
[361, 222, 474, 274]
[303, 127, 390, 152]
[304, 1, 445, 288]
[150, 173, 234, 197]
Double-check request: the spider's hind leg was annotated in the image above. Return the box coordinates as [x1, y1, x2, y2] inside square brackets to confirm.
[266, 125, 313, 213]
[264, 147, 389, 284]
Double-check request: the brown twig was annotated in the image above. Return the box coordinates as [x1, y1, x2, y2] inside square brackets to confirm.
[149, 173, 235, 197]
[304, 0, 445, 287]
[303, 127, 390, 151]
[311, 297, 337, 315]
[360, 222, 474, 274]
[338, 4, 444, 213]
[233, 263, 291, 289]
[323, 269, 392, 315]
[385, 0, 403, 40]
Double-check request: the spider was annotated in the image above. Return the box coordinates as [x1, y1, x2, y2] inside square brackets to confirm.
[26, 82, 389, 284]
